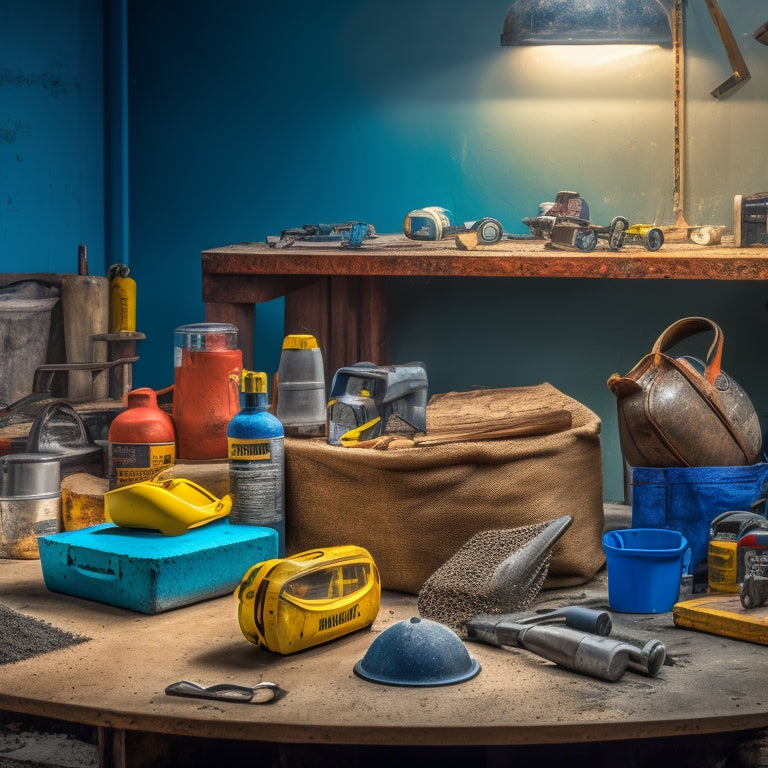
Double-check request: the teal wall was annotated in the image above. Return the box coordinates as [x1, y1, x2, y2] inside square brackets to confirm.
[0, 0, 105, 274]
[3, 1, 768, 501]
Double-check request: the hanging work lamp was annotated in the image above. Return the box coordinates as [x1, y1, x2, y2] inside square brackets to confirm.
[500, 0, 673, 46]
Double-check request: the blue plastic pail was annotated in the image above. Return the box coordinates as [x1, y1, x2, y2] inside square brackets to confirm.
[602, 528, 690, 613]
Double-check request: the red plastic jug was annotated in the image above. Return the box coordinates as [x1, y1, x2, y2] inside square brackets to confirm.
[108, 387, 175, 488]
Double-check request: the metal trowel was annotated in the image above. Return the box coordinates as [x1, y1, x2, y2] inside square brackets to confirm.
[417, 515, 574, 632]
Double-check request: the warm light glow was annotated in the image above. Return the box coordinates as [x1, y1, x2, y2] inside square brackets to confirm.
[495, 43, 667, 96]
[519, 43, 658, 68]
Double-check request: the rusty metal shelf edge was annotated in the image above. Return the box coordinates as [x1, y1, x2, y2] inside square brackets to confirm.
[201, 243, 768, 282]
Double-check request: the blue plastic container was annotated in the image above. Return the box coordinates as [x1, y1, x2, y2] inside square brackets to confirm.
[38, 518, 278, 614]
[602, 528, 690, 613]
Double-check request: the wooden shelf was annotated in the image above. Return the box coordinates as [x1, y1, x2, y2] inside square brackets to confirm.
[201, 238, 768, 380]
[202, 239, 768, 287]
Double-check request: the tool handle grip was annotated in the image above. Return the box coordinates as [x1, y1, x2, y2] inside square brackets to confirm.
[559, 606, 612, 636]
[520, 625, 629, 682]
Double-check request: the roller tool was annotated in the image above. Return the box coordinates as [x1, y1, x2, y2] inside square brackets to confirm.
[465, 607, 666, 682]
[623, 224, 664, 252]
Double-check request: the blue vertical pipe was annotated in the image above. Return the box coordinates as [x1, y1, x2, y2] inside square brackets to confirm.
[104, 0, 129, 267]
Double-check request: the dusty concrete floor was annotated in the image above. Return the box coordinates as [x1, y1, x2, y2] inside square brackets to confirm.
[0, 711, 97, 768]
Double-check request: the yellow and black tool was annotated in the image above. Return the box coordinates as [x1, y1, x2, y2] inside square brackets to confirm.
[623, 224, 664, 252]
[236, 545, 381, 654]
[707, 510, 768, 594]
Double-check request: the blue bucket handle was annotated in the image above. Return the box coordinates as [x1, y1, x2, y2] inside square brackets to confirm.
[603, 530, 625, 549]
[681, 545, 692, 575]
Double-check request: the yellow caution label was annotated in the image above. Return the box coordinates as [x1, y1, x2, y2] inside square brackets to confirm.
[112, 442, 175, 487]
[228, 438, 272, 460]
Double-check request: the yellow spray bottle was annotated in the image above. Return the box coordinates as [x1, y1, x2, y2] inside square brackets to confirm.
[108, 263, 136, 333]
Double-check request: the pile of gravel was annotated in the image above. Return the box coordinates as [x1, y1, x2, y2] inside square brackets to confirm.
[0, 605, 90, 665]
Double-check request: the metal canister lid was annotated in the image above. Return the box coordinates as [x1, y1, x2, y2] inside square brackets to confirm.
[174, 322, 238, 352]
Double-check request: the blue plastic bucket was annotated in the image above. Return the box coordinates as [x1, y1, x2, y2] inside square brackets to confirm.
[602, 528, 690, 613]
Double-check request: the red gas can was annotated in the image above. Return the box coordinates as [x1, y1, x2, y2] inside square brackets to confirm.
[108, 388, 176, 488]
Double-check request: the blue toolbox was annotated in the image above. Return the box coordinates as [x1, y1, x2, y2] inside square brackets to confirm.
[38, 519, 278, 614]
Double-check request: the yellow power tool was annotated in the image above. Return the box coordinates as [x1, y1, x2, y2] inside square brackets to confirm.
[236, 545, 381, 654]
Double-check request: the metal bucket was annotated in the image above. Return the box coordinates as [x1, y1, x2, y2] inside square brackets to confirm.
[0, 285, 59, 406]
[0, 453, 61, 559]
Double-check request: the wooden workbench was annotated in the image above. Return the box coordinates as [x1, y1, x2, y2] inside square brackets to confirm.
[201, 238, 768, 379]
[2, 554, 768, 767]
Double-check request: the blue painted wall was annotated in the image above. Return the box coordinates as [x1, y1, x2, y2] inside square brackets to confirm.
[3, 1, 768, 501]
[126, 0, 768, 500]
[0, 0, 105, 274]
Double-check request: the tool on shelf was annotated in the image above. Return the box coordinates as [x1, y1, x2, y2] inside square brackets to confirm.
[403, 206, 504, 246]
[523, 192, 636, 253]
[266, 222, 376, 249]
[623, 224, 664, 251]
[734, 193, 768, 247]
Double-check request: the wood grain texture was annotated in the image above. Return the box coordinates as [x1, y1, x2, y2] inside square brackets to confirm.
[202, 239, 768, 283]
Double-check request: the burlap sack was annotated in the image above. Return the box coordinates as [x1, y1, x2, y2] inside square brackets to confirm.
[285, 383, 605, 594]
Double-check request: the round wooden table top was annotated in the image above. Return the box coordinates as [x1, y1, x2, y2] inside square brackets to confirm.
[0, 558, 766, 747]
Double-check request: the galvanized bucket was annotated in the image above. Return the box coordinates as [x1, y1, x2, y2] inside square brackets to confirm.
[0, 453, 61, 559]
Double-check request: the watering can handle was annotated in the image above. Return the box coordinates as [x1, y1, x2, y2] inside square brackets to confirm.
[26, 400, 90, 451]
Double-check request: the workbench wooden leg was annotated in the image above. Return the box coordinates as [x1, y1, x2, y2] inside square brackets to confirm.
[204, 301, 256, 370]
[358, 275, 388, 365]
[284, 275, 388, 385]
[98, 726, 173, 768]
[97, 726, 125, 768]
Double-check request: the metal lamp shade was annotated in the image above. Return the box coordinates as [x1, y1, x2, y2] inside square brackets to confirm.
[501, 0, 673, 46]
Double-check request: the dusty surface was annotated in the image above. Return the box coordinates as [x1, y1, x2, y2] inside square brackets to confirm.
[0, 605, 89, 665]
[1, 551, 768, 749]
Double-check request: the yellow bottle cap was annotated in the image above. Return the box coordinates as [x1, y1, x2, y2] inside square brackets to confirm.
[282, 334, 318, 350]
[241, 370, 268, 394]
